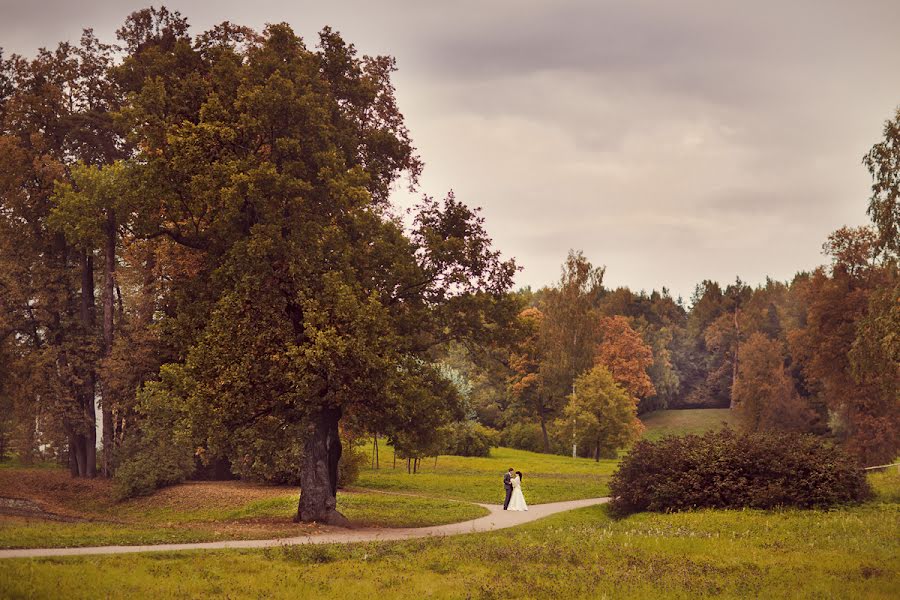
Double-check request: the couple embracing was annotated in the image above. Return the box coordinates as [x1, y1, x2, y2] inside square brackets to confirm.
[502, 467, 528, 511]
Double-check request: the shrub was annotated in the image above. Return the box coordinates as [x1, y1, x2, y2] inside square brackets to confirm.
[114, 380, 196, 499]
[338, 442, 368, 488]
[609, 428, 872, 515]
[442, 421, 500, 457]
[501, 422, 546, 453]
[114, 365, 210, 498]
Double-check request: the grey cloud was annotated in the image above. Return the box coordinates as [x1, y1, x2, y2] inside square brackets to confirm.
[3, 0, 899, 298]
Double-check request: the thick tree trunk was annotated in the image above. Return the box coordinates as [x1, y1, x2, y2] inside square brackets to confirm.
[68, 434, 78, 476]
[101, 211, 116, 477]
[296, 407, 348, 526]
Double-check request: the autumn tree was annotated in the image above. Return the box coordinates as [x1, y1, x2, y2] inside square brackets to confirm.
[733, 333, 814, 432]
[0, 30, 121, 475]
[508, 307, 555, 450]
[561, 365, 642, 460]
[594, 315, 655, 403]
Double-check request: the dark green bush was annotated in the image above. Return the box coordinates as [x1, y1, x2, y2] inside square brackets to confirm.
[442, 421, 500, 457]
[609, 428, 872, 515]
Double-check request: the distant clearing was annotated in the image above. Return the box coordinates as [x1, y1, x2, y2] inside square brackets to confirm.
[640, 408, 738, 440]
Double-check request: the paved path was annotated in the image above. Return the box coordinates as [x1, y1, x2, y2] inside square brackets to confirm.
[0, 497, 609, 559]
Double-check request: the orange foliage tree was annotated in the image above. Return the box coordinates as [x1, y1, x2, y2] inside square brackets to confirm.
[594, 315, 655, 402]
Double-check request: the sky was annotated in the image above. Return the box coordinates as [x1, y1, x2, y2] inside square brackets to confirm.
[3, 0, 900, 300]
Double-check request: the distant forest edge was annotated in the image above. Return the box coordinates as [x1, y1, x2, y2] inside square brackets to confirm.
[0, 6, 897, 516]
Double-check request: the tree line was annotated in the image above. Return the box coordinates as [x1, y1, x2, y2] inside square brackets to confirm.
[446, 118, 899, 467]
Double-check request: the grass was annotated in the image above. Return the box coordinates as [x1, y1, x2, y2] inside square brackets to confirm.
[0, 468, 489, 549]
[640, 408, 738, 441]
[2, 471, 896, 599]
[0, 443, 608, 550]
[0, 493, 486, 549]
[356, 445, 615, 504]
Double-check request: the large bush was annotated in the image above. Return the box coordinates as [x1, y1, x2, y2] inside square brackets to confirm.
[501, 422, 546, 453]
[442, 421, 500, 457]
[609, 428, 872, 515]
[114, 377, 196, 499]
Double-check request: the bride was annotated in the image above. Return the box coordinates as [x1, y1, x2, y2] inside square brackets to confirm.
[507, 470, 528, 511]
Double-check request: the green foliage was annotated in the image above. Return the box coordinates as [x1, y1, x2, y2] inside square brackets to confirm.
[863, 106, 900, 257]
[441, 421, 499, 457]
[114, 369, 196, 499]
[561, 365, 642, 459]
[609, 428, 872, 515]
[501, 422, 546, 453]
[228, 421, 305, 485]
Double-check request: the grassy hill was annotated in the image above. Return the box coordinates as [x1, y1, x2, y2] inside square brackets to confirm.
[640, 408, 739, 441]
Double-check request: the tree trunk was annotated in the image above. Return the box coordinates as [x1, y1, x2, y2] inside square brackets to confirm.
[79, 251, 97, 478]
[374, 434, 379, 469]
[595, 440, 600, 462]
[101, 210, 116, 477]
[538, 401, 551, 453]
[296, 406, 348, 526]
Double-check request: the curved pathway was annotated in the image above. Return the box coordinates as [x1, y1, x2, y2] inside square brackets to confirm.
[0, 497, 609, 559]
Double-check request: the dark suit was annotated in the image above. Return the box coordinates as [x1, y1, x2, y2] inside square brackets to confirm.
[503, 472, 513, 509]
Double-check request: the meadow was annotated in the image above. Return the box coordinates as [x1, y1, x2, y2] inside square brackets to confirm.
[1, 470, 896, 599]
[0, 408, 747, 550]
[355, 445, 616, 504]
[0, 469, 487, 549]
[639, 408, 738, 441]
[0, 443, 614, 550]
[3, 410, 895, 599]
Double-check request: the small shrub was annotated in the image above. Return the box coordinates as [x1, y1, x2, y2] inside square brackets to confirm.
[338, 443, 368, 488]
[442, 421, 500, 457]
[501, 422, 546, 453]
[609, 428, 872, 515]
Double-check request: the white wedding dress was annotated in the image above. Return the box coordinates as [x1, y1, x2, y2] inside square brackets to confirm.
[507, 475, 528, 511]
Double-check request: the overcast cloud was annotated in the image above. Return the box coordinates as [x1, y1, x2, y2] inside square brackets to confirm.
[3, 0, 899, 299]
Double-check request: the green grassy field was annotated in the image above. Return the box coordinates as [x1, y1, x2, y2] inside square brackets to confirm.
[356, 445, 615, 504]
[0, 491, 487, 550]
[640, 408, 738, 441]
[2, 471, 896, 599]
[0, 442, 612, 550]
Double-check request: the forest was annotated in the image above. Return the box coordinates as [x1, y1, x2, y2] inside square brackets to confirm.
[0, 6, 897, 526]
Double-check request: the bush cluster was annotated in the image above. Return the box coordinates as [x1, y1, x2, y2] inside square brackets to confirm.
[609, 428, 872, 515]
[442, 421, 500, 457]
[501, 422, 546, 453]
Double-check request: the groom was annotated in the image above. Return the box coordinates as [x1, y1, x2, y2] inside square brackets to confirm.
[503, 467, 514, 510]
